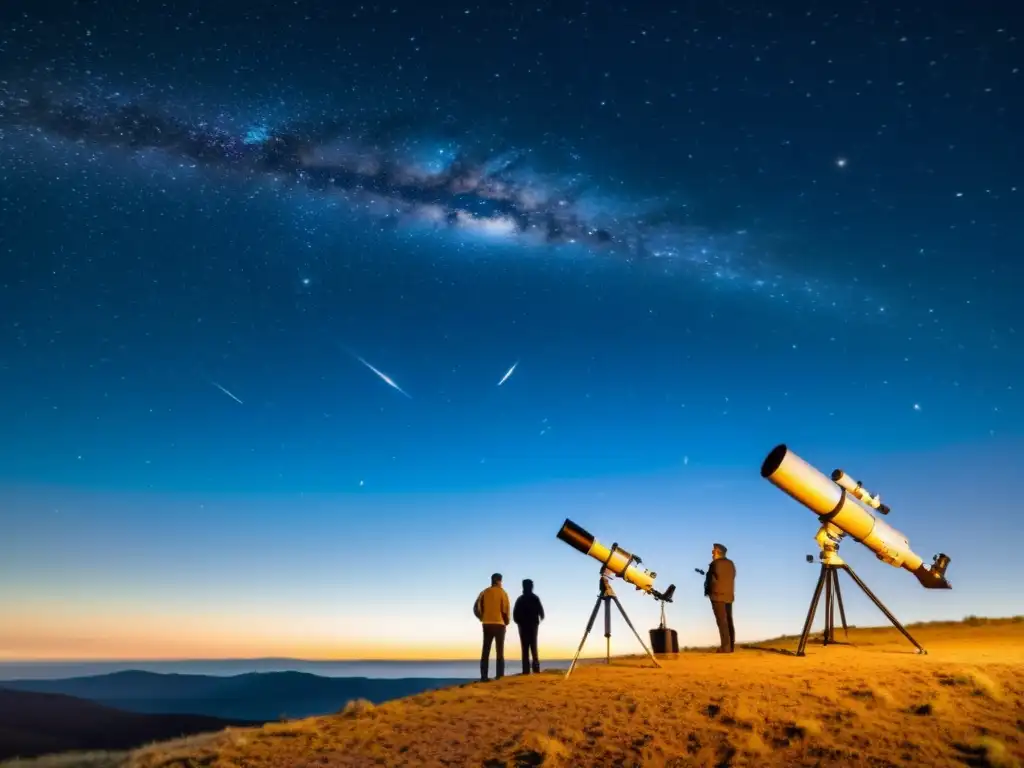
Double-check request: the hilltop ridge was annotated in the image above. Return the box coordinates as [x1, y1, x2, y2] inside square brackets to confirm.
[4, 618, 1023, 768]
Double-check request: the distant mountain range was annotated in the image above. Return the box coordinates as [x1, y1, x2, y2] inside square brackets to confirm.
[0, 669, 472, 721]
[0, 686, 253, 761]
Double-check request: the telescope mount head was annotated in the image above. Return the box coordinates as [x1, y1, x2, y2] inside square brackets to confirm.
[814, 522, 846, 566]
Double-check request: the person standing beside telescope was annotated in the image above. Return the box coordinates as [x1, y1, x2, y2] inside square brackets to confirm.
[473, 573, 511, 681]
[704, 543, 736, 653]
[513, 579, 545, 675]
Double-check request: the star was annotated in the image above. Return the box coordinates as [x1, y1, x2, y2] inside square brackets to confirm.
[835, 157, 848, 168]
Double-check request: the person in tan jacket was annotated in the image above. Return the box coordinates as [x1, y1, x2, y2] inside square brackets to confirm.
[473, 572, 511, 681]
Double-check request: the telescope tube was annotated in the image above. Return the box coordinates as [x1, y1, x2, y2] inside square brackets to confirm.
[760, 445, 951, 589]
[556, 518, 656, 593]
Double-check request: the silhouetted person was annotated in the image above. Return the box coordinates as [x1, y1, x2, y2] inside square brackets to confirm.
[473, 572, 510, 681]
[704, 543, 736, 653]
[513, 578, 545, 674]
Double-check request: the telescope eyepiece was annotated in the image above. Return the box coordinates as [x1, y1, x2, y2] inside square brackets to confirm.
[932, 553, 951, 578]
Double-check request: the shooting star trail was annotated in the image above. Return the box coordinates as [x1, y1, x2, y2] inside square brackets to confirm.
[353, 354, 412, 398]
[211, 381, 244, 405]
[497, 360, 519, 386]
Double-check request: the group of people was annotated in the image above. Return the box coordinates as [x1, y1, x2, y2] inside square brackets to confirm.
[473, 574, 545, 681]
[473, 543, 737, 680]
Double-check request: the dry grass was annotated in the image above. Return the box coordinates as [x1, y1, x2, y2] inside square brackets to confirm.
[6, 619, 1024, 767]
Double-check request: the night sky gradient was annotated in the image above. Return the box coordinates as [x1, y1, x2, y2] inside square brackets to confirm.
[1, 0, 1021, 661]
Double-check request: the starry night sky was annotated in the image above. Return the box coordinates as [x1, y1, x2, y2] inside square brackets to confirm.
[1, 0, 1021, 661]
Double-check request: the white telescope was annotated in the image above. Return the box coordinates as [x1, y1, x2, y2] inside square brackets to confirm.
[558, 518, 676, 678]
[760, 444, 951, 589]
[556, 519, 675, 602]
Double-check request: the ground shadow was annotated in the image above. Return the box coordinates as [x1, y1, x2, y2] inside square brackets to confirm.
[743, 645, 800, 657]
[951, 741, 992, 768]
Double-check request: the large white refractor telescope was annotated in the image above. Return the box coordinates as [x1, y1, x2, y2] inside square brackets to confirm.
[761, 444, 950, 656]
[760, 444, 951, 589]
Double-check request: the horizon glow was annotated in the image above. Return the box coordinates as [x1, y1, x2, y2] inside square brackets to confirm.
[4, 439, 1021, 662]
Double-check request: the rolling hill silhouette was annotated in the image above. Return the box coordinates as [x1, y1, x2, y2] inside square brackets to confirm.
[0, 670, 472, 721]
[0, 687, 253, 761]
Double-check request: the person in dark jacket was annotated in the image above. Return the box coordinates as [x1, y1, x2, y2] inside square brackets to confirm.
[512, 578, 545, 674]
[474, 572, 511, 681]
[704, 543, 736, 653]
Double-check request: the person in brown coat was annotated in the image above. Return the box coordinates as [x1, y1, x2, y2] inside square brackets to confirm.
[704, 543, 736, 653]
[473, 572, 511, 680]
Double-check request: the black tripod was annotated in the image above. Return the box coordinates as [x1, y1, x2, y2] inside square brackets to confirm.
[797, 560, 926, 656]
[564, 576, 661, 679]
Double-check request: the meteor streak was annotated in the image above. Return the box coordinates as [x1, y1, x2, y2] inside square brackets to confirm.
[353, 354, 411, 398]
[211, 381, 243, 405]
[497, 361, 519, 386]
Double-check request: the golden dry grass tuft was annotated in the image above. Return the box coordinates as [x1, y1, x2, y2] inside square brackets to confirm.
[5, 618, 1024, 767]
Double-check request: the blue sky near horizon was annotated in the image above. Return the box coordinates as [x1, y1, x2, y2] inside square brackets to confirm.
[1, 0, 1022, 662]
[3, 438, 1020, 660]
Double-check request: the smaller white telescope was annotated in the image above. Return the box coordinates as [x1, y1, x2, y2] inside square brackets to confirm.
[557, 519, 675, 678]
[556, 519, 675, 601]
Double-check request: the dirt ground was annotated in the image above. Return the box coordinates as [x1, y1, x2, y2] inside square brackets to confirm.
[12, 620, 1024, 768]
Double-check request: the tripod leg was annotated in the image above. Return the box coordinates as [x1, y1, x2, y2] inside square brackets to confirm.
[832, 568, 849, 639]
[604, 597, 612, 664]
[824, 566, 834, 645]
[612, 596, 662, 668]
[797, 564, 829, 656]
[841, 565, 927, 654]
[565, 595, 604, 679]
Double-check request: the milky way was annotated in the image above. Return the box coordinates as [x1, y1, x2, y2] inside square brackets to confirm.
[0, 85, 846, 308]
